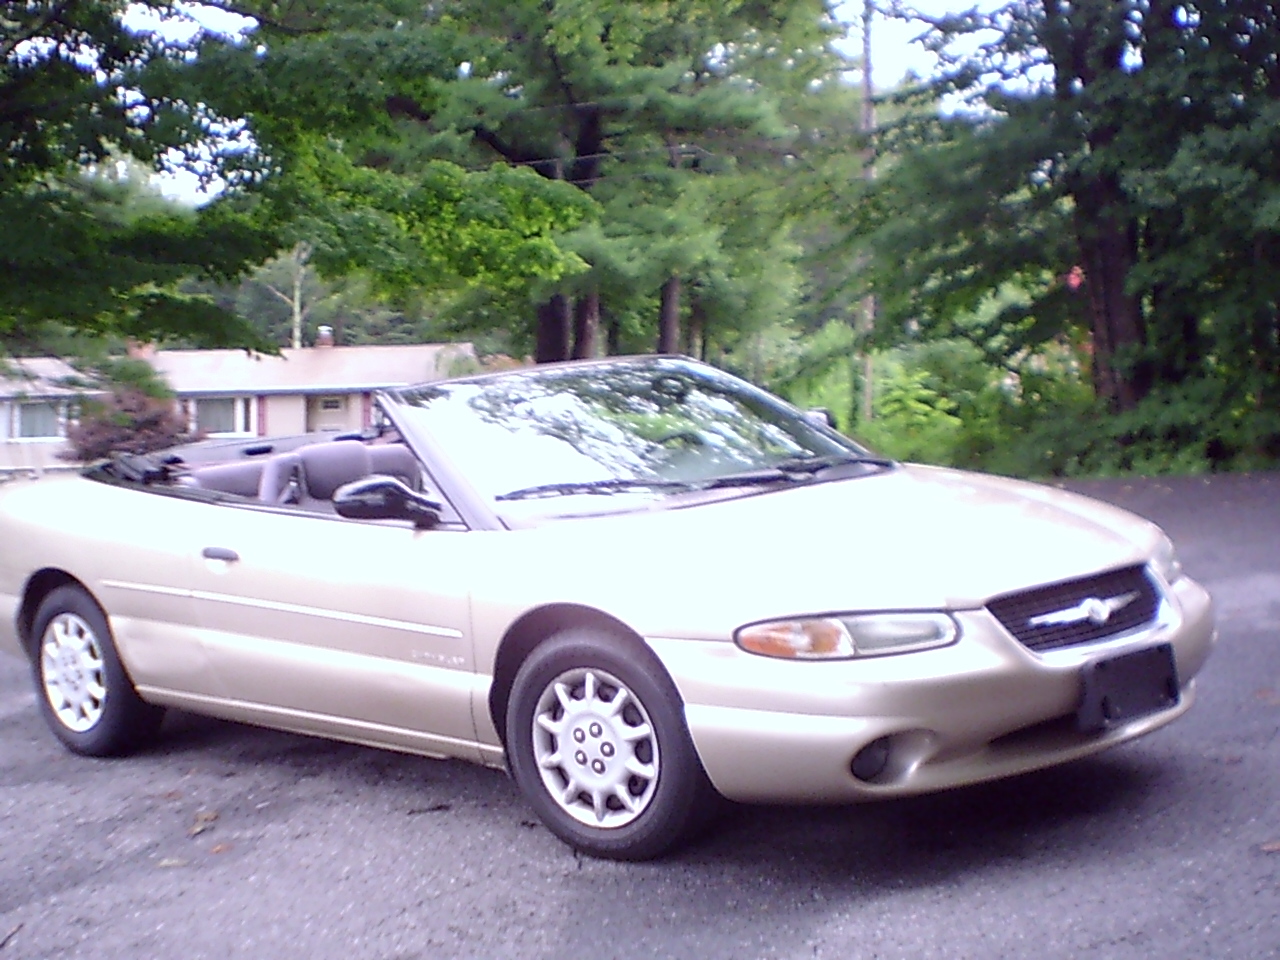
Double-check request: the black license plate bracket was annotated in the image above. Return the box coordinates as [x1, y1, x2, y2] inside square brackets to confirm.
[1076, 643, 1180, 733]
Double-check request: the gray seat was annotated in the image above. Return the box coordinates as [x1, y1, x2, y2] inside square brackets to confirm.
[257, 451, 303, 505]
[367, 444, 420, 489]
[188, 460, 266, 497]
[296, 440, 372, 510]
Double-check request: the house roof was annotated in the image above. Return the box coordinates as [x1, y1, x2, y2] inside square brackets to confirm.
[150, 343, 477, 397]
[0, 357, 101, 401]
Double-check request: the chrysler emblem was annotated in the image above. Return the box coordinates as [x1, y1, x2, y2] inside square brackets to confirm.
[1027, 591, 1140, 629]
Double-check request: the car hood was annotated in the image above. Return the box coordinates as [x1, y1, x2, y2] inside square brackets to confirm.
[490, 464, 1164, 637]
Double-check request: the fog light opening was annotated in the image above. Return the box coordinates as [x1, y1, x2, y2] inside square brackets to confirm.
[851, 736, 893, 783]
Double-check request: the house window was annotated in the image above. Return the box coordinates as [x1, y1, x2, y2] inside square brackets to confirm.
[320, 397, 344, 412]
[17, 401, 62, 439]
[195, 397, 253, 436]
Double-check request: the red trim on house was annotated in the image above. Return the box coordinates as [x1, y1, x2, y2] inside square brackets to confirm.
[361, 392, 372, 429]
[257, 395, 268, 436]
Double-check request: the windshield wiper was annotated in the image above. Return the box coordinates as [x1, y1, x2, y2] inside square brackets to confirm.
[774, 453, 896, 473]
[495, 455, 895, 501]
[495, 478, 699, 501]
[699, 454, 895, 490]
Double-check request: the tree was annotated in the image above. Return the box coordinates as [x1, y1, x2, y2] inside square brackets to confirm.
[0, 2, 279, 351]
[148, 1, 599, 324]
[845, 0, 1280, 429]
[339, 0, 839, 360]
[3, 2, 600, 354]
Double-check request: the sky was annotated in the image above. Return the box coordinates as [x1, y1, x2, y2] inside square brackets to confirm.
[841, 1, 1004, 91]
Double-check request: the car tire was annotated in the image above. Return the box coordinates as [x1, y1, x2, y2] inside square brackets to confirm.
[30, 585, 164, 757]
[505, 627, 718, 861]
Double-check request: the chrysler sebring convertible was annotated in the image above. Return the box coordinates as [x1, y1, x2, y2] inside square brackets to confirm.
[0, 356, 1214, 859]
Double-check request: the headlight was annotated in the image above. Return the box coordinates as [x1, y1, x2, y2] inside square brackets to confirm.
[1150, 534, 1184, 585]
[735, 612, 958, 660]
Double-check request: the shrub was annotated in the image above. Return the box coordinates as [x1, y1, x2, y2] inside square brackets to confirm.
[64, 389, 196, 462]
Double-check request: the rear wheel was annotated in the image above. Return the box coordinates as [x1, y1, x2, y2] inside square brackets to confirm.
[31, 586, 164, 756]
[505, 627, 718, 860]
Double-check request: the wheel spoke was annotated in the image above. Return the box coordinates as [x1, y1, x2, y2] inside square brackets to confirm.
[553, 681, 574, 712]
[559, 778, 582, 805]
[603, 686, 626, 717]
[625, 757, 656, 779]
[591, 787, 609, 822]
[619, 722, 652, 742]
[611, 786, 638, 813]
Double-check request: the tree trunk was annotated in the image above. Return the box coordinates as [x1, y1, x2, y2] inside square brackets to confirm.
[535, 294, 573, 363]
[658, 275, 681, 354]
[1074, 178, 1147, 411]
[686, 299, 706, 359]
[1042, 0, 1147, 411]
[606, 310, 621, 356]
[572, 290, 600, 359]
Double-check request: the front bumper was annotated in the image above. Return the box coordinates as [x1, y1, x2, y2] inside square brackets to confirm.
[648, 575, 1215, 804]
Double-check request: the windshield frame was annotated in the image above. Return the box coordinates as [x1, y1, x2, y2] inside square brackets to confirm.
[380, 356, 888, 525]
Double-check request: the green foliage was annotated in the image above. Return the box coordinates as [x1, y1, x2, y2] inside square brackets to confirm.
[0, 4, 283, 350]
[2, 1, 606, 352]
[0, 169, 279, 351]
[88, 356, 175, 399]
[346, 0, 842, 356]
[833, 0, 1280, 438]
[842, 334, 1280, 479]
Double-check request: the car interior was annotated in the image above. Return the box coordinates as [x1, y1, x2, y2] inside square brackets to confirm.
[178, 438, 422, 512]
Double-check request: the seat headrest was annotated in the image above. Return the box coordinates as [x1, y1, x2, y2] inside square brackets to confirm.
[298, 440, 372, 500]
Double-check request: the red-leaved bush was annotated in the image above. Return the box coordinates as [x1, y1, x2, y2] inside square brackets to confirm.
[64, 389, 196, 461]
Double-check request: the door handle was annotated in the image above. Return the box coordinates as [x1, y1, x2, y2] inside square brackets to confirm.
[202, 547, 240, 562]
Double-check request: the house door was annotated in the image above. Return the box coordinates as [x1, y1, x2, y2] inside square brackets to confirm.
[306, 395, 349, 432]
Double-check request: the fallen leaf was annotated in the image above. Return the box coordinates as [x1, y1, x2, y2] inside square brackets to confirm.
[157, 858, 188, 869]
[188, 810, 219, 837]
[161, 791, 183, 801]
[1261, 841, 1280, 854]
[209, 843, 232, 855]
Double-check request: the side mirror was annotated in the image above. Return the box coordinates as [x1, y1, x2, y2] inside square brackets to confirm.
[334, 475, 443, 529]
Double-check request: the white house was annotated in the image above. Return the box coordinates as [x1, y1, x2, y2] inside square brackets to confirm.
[0, 357, 101, 473]
[0, 338, 476, 471]
[147, 336, 477, 439]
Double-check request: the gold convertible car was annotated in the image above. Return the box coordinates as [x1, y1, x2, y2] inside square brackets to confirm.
[0, 356, 1215, 859]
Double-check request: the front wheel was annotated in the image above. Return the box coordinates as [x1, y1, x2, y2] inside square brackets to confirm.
[30, 585, 164, 757]
[505, 628, 717, 860]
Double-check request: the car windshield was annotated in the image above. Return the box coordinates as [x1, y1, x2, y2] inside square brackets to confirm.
[390, 358, 885, 507]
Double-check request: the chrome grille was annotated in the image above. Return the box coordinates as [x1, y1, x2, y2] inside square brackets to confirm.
[986, 565, 1160, 652]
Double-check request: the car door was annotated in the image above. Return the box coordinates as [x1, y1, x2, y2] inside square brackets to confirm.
[183, 502, 481, 760]
[38, 481, 213, 698]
